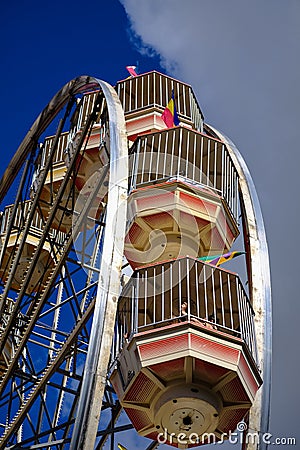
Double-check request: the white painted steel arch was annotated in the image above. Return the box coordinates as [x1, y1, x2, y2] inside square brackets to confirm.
[69, 81, 128, 449]
[206, 125, 272, 450]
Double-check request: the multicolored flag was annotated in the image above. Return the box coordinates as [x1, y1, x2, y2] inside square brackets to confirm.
[161, 92, 180, 128]
[126, 66, 138, 77]
[198, 255, 221, 263]
[198, 251, 245, 267]
[118, 444, 128, 450]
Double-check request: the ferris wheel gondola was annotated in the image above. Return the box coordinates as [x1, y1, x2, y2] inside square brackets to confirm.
[0, 71, 271, 450]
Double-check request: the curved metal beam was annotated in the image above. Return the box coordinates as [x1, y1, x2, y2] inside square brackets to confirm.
[69, 79, 128, 449]
[206, 124, 272, 450]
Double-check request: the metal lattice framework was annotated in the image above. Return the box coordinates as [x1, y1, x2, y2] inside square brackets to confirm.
[0, 77, 136, 450]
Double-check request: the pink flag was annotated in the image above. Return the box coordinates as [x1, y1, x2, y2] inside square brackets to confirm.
[126, 66, 138, 77]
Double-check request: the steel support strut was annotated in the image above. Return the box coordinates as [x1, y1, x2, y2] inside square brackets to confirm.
[69, 80, 128, 450]
[206, 125, 272, 450]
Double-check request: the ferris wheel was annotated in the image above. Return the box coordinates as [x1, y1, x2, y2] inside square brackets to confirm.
[0, 71, 271, 450]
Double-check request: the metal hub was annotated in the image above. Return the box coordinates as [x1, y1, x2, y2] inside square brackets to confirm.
[153, 384, 222, 441]
[168, 406, 205, 433]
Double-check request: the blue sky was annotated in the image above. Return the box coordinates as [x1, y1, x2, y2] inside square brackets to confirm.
[1, 0, 300, 449]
